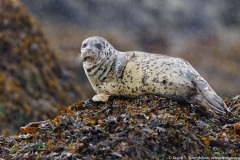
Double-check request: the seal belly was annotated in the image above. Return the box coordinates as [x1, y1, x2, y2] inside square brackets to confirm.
[139, 54, 196, 101]
[97, 54, 196, 102]
[94, 59, 142, 96]
[123, 59, 145, 96]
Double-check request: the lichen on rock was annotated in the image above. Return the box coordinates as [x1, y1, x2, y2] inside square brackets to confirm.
[0, 95, 239, 159]
[0, 0, 82, 135]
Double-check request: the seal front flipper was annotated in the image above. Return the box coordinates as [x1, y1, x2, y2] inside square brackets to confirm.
[92, 93, 110, 102]
[114, 53, 128, 78]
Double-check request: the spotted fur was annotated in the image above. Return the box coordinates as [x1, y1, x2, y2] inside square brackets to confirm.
[80, 36, 229, 115]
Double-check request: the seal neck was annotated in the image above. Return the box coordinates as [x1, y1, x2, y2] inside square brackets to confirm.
[84, 52, 115, 82]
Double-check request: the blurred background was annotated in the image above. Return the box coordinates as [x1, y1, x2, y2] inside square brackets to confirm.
[0, 0, 239, 135]
[20, 0, 240, 96]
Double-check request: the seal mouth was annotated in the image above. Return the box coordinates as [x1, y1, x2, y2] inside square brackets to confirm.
[84, 56, 94, 62]
[80, 50, 93, 62]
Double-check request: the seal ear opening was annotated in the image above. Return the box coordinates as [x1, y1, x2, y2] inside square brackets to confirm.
[114, 54, 128, 78]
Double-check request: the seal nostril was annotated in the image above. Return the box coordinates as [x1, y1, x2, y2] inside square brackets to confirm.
[87, 48, 92, 52]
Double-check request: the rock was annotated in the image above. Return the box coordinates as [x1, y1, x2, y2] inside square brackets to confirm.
[0, 95, 239, 159]
[0, 0, 83, 135]
[197, 120, 207, 130]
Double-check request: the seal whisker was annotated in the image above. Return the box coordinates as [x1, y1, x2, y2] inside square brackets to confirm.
[75, 54, 83, 66]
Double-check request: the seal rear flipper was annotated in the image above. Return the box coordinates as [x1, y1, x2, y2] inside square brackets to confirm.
[191, 79, 230, 114]
[188, 94, 226, 115]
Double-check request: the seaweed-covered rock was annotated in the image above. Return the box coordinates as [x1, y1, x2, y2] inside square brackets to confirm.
[0, 0, 83, 135]
[0, 95, 239, 159]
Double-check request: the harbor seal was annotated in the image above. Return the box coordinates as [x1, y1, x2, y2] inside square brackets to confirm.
[80, 36, 229, 114]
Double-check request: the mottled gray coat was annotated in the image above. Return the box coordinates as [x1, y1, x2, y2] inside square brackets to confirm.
[80, 36, 229, 114]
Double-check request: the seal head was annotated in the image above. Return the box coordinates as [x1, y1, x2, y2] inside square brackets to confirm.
[81, 36, 128, 78]
[81, 36, 114, 63]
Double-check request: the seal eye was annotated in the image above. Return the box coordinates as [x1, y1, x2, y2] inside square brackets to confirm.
[82, 43, 87, 48]
[95, 43, 102, 50]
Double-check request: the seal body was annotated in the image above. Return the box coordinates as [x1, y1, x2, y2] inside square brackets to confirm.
[80, 36, 229, 114]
